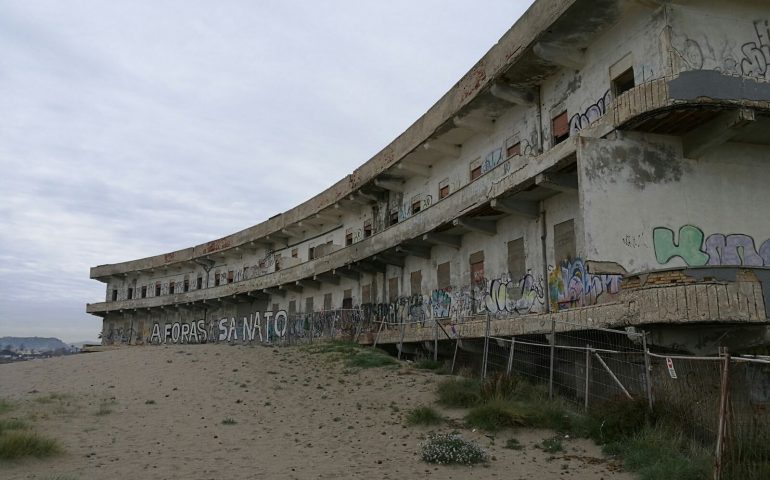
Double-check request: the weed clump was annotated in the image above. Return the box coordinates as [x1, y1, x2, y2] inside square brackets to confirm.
[0, 431, 61, 460]
[465, 401, 526, 432]
[405, 406, 443, 426]
[414, 359, 444, 371]
[420, 433, 488, 465]
[436, 378, 481, 408]
[222, 418, 237, 425]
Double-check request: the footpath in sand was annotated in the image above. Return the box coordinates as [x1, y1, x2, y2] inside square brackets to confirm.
[1, 344, 631, 479]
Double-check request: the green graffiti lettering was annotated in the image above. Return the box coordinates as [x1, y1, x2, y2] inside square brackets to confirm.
[652, 225, 709, 266]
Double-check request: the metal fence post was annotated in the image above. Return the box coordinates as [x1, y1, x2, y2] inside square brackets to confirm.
[482, 312, 491, 379]
[549, 317, 556, 400]
[714, 347, 731, 480]
[397, 314, 405, 360]
[309, 314, 314, 345]
[642, 332, 654, 411]
[506, 337, 515, 375]
[451, 332, 460, 374]
[584, 344, 591, 412]
[433, 314, 438, 362]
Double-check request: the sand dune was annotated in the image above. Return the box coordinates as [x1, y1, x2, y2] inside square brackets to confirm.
[1, 344, 630, 479]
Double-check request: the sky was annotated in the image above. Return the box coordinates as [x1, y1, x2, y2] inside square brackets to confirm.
[0, 0, 535, 343]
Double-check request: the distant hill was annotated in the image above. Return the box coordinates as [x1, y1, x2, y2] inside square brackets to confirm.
[0, 337, 76, 353]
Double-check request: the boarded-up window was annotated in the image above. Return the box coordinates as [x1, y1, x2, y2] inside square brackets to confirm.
[388, 277, 399, 302]
[323, 293, 332, 310]
[552, 111, 569, 145]
[439, 185, 449, 199]
[554, 219, 576, 262]
[305, 297, 314, 313]
[345, 232, 353, 245]
[437, 262, 451, 290]
[470, 165, 482, 181]
[410, 270, 422, 296]
[470, 251, 485, 285]
[506, 142, 521, 158]
[389, 211, 398, 226]
[343, 289, 353, 309]
[361, 284, 371, 304]
[364, 219, 373, 237]
[288, 300, 296, 314]
[507, 238, 526, 279]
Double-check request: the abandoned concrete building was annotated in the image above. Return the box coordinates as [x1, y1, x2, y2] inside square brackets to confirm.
[88, 0, 770, 356]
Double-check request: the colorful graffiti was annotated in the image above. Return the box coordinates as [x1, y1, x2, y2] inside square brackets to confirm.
[569, 90, 612, 135]
[430, 289, 452, 318]
[483, 273, 545, 316]
[653, 225, 770, 267]
[547, 258, 621, 311]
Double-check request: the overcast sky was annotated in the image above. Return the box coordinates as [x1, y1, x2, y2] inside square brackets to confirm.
[0, 0, 535, 343]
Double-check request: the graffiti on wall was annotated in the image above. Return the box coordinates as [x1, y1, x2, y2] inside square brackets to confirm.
[569, 90, 613, 135]
[483, 272, 545, 316]
[653, 225, 770, 267]
[148, 310, 288, 344]
[547, 258, 622, 311]
[741, 19, 770, 78]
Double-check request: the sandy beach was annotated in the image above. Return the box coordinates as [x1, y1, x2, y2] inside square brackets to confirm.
[1, 344, 631, 479]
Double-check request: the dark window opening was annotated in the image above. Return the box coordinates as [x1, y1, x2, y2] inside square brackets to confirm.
[227, 270, 234, 284]
[364, 220, 373, 237]
[410, 270, 422, 297]
[612, 67, 635, 97]
[345, 232, 353, 246]
[506, 142, 521, 158]
[342, 289, 353, 309]
[127, 287, 133, 300]
[389, 211, 398, 226]
[305, 296, 314, 313]
[214, 272, 221, 287]
[183, 279, 190, 292]
[291, 248, 298, 258]
[552, 111, 569, 145]
[388, 277, 399, 303]
[169, 282, 175, 295]
[470, 165, 482, 181]
[155, 283, 161, 296]
[275, 255, 281, 271]
[308, 247, 315, 260]
[437, 262, 451, 291]
[141, 286, 147, 298]
[323, 293, 332, 310]
[196, 276, 203, 289]
[411, 201, 421, 215]
[111, 289, 118, 301]
[439, 185, 449, 199]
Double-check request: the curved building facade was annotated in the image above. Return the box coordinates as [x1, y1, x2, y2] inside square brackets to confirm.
[88, 0, 770, 354]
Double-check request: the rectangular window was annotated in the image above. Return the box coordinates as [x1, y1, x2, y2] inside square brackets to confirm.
[274, 254, 281, 271]
[410, 270, 422, 297]
[389, 211, 398, 226]
[291, 248, 298, 258]
[411, 200, 421, 215]
[364, 219, 373, 237]
[470, 165, 482, 181]
[470, 250, 485, 285]
[127, 287, 133, 300]
[308, 246, 315, 260]
[111, 289, 118, 301]
[554, 219, 576, 263]
[155, 282, 161, 296]
[345, 232, 353, 246]
[439, 185, 450, 199]
[361, 284, 371, 304]
[552, 111, 569, 145]
[388, 277, 399, 302]
[196, 276, 203, 289]
[506, 142, 521, 158]
[342, 289, 353, 309]
[226, 271, 233, 284]
[169, 282, 175, 295]
[214, 272, 221, 287]
[141, 286, 147, 298]
[183, 279, 190, 292]
[507, 238, 526, 280]
[288, 300, 296, 315]
[323, 293, 332, 310]
[437, 262, 451, 290]
[305, 296, 314, 313]
[612, 67, 635, 97]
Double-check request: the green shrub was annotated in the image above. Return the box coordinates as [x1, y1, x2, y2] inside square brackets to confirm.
[420, 433, 488, 465]
[504, 437, 523, 450]
[539, 435, 565, 453]
[0, 399, 13, 414]
[221, 418, 237, 425]
[406, 406, 443, 426]
[436, 378, 481, 408]
[0, 431, 61, 460]
[0, 418, 27, 435]
[619, 425, 711, 480]
[583, 397, 650, 445]
[414, 359, 444, 371]
[347, 349, 397, 369]
[465, 401, 525, 432]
